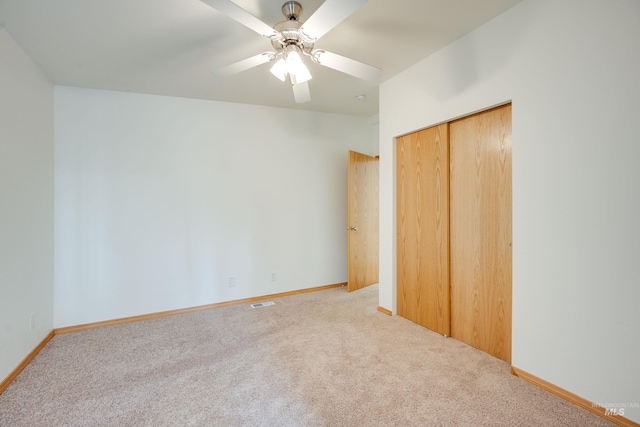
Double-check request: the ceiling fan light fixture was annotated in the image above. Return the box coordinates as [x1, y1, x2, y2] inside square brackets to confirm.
[269, 58, 287, 82]
[285, 45, 312, 85]
[205, 0, 381, 102]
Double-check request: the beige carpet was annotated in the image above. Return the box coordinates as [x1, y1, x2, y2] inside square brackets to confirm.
[0, 284, 614, 426]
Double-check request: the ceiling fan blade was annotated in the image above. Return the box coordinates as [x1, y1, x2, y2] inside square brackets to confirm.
[201, 0, 279, 39]
[311, 50, 381, 81]
[292, 82, 311, 103]
[213, 52, 276, 76]
[299, 0, 367, 41]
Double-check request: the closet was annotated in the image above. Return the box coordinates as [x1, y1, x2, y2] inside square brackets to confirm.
[397, 104, 512, 363]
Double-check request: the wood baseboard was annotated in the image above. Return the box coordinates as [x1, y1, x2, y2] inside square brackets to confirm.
[511, 366, 639, 427]
[0, 330, 54, 395]
[55, 282, 347, 334]
[377, 305, 392, 316]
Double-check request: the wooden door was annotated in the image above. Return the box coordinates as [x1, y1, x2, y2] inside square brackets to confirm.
[397, 123, 451, 336]
[450, 104, 512, 362]
[347, 151, 379, 292]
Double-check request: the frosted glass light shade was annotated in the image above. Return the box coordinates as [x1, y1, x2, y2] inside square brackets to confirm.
[286, 49, 302, 71]
[283, 45, 312, 85]
[290, 62, 312, 85]
[269, 58, 287, 82]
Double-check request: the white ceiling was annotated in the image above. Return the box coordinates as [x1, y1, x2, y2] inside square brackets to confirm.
[0, 0, 523, 116]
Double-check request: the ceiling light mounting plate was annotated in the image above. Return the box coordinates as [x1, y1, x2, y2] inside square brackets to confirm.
[282, 1, 302, 21]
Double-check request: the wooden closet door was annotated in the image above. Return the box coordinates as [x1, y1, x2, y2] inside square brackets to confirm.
[397, 123, 450, 336]
[450, 104, 512, 362]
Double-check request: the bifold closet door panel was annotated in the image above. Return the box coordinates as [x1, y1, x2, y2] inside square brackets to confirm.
[397, 123, 450, 336]
[450, 104, 512, 363]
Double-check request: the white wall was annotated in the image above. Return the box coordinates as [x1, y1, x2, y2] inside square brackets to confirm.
[54, 87, 375, 328]
[0, 29, 54, 381]
[379, 0, 640, 421]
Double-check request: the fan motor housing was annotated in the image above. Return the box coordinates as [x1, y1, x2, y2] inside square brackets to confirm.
[271, 20, 314, 54]
[272, 2, 314, 55]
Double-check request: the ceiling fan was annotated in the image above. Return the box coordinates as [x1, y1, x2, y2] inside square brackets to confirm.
[202, 0, 382, 103]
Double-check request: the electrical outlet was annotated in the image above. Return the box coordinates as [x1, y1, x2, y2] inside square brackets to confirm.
[270, 271, 277, 282]
[29, 313, 35, 331]
[228, 277, 236, 287]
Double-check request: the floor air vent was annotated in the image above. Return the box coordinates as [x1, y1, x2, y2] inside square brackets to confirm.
[250, 301, 275, 308]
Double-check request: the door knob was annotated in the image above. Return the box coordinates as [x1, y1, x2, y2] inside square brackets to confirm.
[350, 226, 358, 231]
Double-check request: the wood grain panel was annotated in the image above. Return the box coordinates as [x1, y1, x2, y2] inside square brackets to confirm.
[397, 123, 450, 335]
[450, 104, 512, 362]
[347, 151, 379, 292]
